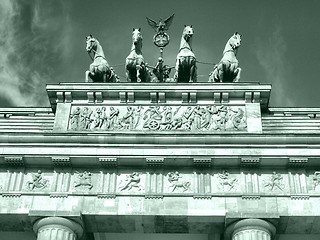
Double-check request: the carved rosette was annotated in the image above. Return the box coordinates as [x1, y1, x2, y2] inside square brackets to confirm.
[68, 105, 247, 132]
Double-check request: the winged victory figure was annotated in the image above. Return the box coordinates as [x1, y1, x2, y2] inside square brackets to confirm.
[146, 14, 175, 33]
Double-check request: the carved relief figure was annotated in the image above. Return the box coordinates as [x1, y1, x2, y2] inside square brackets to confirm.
[119, 106, 135, 129]
[26, 170, 48, 191]
[85, 35, 118, 83]
[119, 172, 143, 191]
[167, 171, 191, 192]
[125, 28, 151, 82]
[70, 107, 81, 130]
[264, 172, 284, 191]
[217, 170, 237, 191]
[313, 172, 320, 190]
[209, 32, 242, 83]
[174, 25, 197, 82]
[78, 107, 92, 130]
[74, 171, 93, 190]
[201, 105, 218, 129]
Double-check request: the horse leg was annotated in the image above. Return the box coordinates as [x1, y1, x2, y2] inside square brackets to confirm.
[234, 67, 241, 82]
[190, 62, 197, 83]
[136, 65, 142, 82]
[214, 64, 221, 82]
[102, 73, 107, 83]
[85, 71, 91, 83]
[173, 59, 180, 82]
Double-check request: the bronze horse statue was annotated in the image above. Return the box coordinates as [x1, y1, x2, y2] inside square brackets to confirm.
[85, 35, 118, 83]
[174, 25, 197, 83]
[125, 28, 151, 82]
[209, 32, 241, 83]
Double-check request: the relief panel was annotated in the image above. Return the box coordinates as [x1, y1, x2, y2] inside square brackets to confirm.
[260, 171, 289, 194]
[212, 170, 240, 193]
[164, 171, 193, 193]
[68, 105, 247, 132]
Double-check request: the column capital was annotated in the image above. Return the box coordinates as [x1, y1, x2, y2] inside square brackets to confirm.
[33, 216, 83, 239]
[225, 218, 276, 240]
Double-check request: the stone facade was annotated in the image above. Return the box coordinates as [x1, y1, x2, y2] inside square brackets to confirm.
[1, 83, 320, 240]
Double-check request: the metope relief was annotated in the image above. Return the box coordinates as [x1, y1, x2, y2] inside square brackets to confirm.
[216, 170, 238, 192]
[26, 170, 49, 191]
[68, 105, 247, 132]
[166, 171, 192, 193]
[73, 171, 93, 191]
[118, 172, 144, 192]
[262, 172, 286, 192]
[312, 171, 320, 191]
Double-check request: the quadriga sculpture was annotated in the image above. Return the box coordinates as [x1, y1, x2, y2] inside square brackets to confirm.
[209, 32, 242, 83]
[85, 35, 118, 83]
[125, 28, 151, 82]
[174, 25, 197, 83]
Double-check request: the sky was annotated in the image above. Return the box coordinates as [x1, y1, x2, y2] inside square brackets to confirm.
[0, 0, 320, 108]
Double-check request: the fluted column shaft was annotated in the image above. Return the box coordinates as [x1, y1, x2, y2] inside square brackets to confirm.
[33, 217, 83, 240]
[225, 219, 276, 240]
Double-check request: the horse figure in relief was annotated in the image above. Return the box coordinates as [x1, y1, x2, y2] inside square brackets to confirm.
[174, 25, 197, 83]
[125, 28, 151, 82]
[85, 35, 119, 83]
[209, 32, 242, 83]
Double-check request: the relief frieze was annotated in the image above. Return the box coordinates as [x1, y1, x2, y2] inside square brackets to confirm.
[68, 105, 247, 132]
[0, 169, 316, 197]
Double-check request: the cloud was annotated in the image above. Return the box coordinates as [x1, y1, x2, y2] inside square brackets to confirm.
[0, 0, 70, 107]
[253, 25, 293, 107]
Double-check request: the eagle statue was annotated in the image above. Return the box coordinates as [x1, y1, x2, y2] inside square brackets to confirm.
[146, 14, 175, 33]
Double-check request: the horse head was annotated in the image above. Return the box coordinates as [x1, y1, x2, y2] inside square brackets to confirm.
[86, 34, 98, 53]
[132, 28, 143, 47]
[228, 32, 241, 50]
[182, 25, 193, 42]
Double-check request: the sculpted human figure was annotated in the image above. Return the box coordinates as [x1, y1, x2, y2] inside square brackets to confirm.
[313, 172, 320, 190]
[201, 105, 218, 129]
[217, 170, 237, 191]
[109, 107, 119, 129]
[167, 171, 191, 192]
[70, 107, 81, 130]
[119, 172, 142, 191]
[264, 172, 283, 191]
[120, 106, 135, 129]
[27, 170, 48, 191]
[74, 171, 93, 190]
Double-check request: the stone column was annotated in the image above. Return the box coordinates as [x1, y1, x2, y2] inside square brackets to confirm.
[225, 218, 276, 240]
[33, 217, 83, 240]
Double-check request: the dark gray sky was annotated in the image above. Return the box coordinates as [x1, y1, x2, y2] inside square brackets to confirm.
[1, 0, 320, 108]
